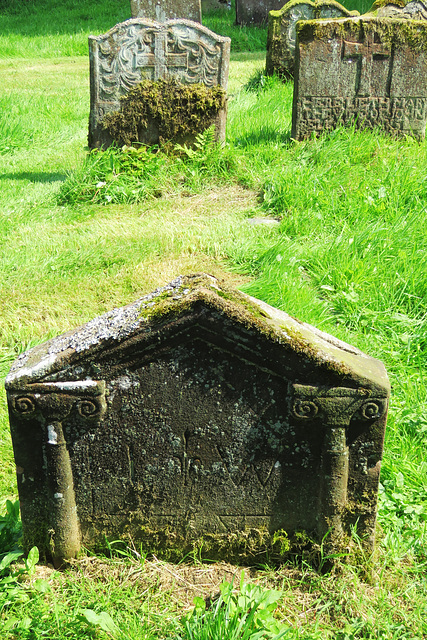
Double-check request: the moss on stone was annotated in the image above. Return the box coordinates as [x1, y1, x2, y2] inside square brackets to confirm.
[91, 523, 306, 565]
[101, 77, 226, 147]
[138, 274, 274, 329]
[271, 0, 359, 18]
[298, 16, 427, 53]
[368, 0, 406, 12]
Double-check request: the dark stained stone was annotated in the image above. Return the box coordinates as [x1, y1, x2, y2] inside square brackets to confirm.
[292, 17, 427, 140]
[130, 0, 202, 22]
[236, 0, 284, 25]
[266, 0, 359, 80]
[6, 274, 390, 567]
[88, 19, 230, 148]
[202, 0, 231, 11]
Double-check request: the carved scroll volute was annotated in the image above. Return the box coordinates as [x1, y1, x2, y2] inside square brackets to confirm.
[9, 381, 106, 567]
[291, 385, 387, 543]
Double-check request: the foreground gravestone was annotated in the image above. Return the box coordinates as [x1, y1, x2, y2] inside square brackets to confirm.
[236, 0, 284, 24]
[292, 17, 427, 140]
[266, 0, 359, 79]
[6, 274, 389, 566]
[88, 19, 230, 148]
[130, 0, 202, 22]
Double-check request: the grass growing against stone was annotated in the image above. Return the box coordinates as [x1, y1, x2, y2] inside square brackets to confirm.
[0, 0, 426, 638]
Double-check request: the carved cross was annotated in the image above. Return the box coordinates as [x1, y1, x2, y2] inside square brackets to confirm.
[342, 35, 393, 97]
[133, 32, 188, 80]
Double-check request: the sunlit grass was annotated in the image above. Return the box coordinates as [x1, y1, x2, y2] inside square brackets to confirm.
[0, 0, 426, 638]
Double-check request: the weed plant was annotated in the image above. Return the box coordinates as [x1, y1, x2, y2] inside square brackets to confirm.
[0, 0, 426, 638]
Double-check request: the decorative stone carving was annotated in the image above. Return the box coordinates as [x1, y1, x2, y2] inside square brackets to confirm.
[292, 17, 427, 140]
[88, 19, 230, 148]
[8, 381, 106, 567]
[6, 274, 390, 565]
[266, 0, 359, 80]
[130, 0, 202, 23]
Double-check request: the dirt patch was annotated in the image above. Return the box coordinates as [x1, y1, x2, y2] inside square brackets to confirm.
[66, 555, 245, 610]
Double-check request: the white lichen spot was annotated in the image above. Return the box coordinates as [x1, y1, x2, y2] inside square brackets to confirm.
[47, 424, 58, 445]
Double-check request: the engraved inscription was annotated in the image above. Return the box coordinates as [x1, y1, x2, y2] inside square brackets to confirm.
[297, 96, 427, 136]
[292, 19, 427, 140]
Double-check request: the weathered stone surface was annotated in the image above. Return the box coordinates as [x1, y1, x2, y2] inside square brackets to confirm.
[292, 17, 427, 140]
[236, 0, 284, 25]
[202, 0, 230, 11]
[266, 0, 359, 80]
[130, 0, 202, 22]
[88, 19, 230, 148]
[6, 274, 389, 566]
[368, 0, 427, 19]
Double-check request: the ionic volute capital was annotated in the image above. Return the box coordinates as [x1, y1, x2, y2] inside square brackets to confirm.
[290, 384, 387, 428]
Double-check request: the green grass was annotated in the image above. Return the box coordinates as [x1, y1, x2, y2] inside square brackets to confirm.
[0, 0, 427, 638]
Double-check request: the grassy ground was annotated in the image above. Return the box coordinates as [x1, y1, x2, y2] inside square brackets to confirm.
[0, 1, 426, 638]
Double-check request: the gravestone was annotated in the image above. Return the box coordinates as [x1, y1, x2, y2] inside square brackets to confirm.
[292, 17, 427, 140]
[202, 0, 231, 11]
[368, 0, 427, 19]
[236, 0, 284, 25]
[88, 19, 230, 148]
[266, 0, 359, 80]
[130, 0, 202, 22]
[6, 274, 389, 567]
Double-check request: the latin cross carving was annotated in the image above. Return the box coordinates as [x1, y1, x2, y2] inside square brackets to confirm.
[133, 32, 188, 79]
[342, 35, 393, 97]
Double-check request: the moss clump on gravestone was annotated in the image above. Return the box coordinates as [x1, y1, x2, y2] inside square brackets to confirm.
[368, 0, 406, 10]
[101, 77, 226, 147]
[297, 16, 427, 53]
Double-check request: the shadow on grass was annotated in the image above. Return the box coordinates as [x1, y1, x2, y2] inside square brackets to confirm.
[233, 126, 292, 148]
[0, 172, 66, 183]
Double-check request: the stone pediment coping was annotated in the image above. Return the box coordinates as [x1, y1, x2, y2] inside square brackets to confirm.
[6, 274, 389, 397]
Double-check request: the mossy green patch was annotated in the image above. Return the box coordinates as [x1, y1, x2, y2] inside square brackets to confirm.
[101, 77, 226, 148]
[298, 16, 427, 53]
[95, 523, 297, 565]
[368, 0, 406, 11]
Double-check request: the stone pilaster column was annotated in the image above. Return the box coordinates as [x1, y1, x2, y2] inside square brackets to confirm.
[291, 385, 387, 545]
[8, 381, 106, 567]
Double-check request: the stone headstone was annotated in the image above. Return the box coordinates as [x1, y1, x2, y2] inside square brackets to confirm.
[6, 274, 389, 566]
[202, 0, 231, 11]
[292, 17, 427, 140]
[130, 0, 202, 22]
[266, 0, 359, 80]
[236, 0, 284, 25]
[368, 0, 427, 19]
[88, 19, 230, 148]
